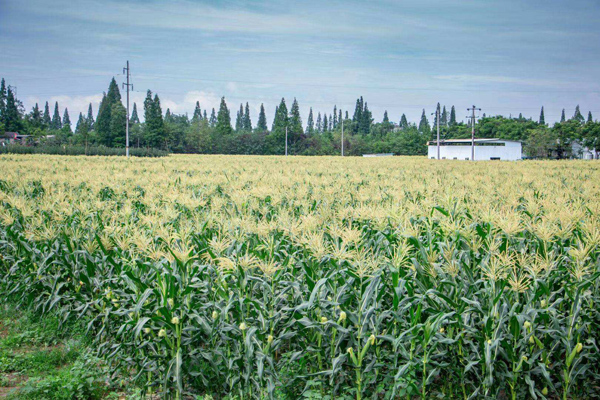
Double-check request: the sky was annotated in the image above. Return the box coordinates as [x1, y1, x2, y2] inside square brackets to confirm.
[1, 0, 599, 126]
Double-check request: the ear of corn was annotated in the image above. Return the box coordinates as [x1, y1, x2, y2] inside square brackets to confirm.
[0, 154, 599, 399]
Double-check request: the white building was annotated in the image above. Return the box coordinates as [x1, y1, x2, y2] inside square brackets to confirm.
[427, 138, 522, 161]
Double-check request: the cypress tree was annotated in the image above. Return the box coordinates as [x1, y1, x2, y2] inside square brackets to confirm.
[86, 103, 94, 129]
[143, 90, 164, 148]
[271, 98, 288, 138]
[235, 104, 243, 132]
[30, 103, 42, 130]
[441, 106, 448, 126]
[573, 105, 584, 123]
[561, 109, 566, 122]
[323, 114, 328, 133]
[316, 113, 322, 133]
[539, 107, 545, 125]
[52, 102, 62, 130]
[518, 113, 523, 120]
[272, 106, 279, 132]
[338, 109, 342, 126]
[216, 97, 233, 136]
[257, 104, 267, 132]
[400, 114, 408, 130]
[165, 108, 172, 123]
[588, 111, 593, 123]
[243, 102, 252, 131]
[192, 101, 202, 122]
[62, 108, 71, 132]
[75, 112, 85, 134]
[383, 110, 389, 123]
[288, 98, 302, 140]
[449, 106, 457, 126]
[333, 105, 337, 128]
[209, 108, 217, 127]
[352, 98, 363, 126]
[4, 87, 21, 132]
[418, 109, 430, 133]
[360, 102, 372, 135]
[306, 108, 314, 134]
[0, 78, 6, 127]
[96, 78, 122, 145]
[345, 111, 349, 120]
[130, 103, 140, 124]
[203, 110, 208, 121]
[433, 103, 441, 128]
[110, 102, 127, 147]
[43, 102, 51, 127]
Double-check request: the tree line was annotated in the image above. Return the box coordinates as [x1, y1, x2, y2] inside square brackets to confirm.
[1, 77, 598, 158]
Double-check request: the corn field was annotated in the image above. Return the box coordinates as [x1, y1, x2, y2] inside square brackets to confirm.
[0, 154, 599, 399]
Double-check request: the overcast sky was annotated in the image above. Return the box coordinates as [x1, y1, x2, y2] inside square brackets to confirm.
[1, 0, 599, 125]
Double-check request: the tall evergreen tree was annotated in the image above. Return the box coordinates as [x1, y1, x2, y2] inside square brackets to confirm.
[418, 109, 430, 133]
[110, 102, 127, 147]
[288, 98, 302, 140]
[96, 78, 122, 146]
[322, 114, 328, 133]
[216, 97, 233, 136]
[306, 108, 314, 134]
[329, 114, 333, 131]
[203, 110, 208, 121]
[360, 102, 372, 135]
[243, 102, 252, 131]
[588, 111, 593, 123]
[272, 106, 279, 132]
[271, 99, 288, 137]
[75, 112, 85, 134]
[539, 107, 545, 125]
[52, 102, 62, 130]
[29, 103, 42, 130]
[561, 109, 566, 122]
[192, 101, 202, 122]
[400, 114, 408, 130]
[316, 113, 322, 133]
[75, 112, 90, 153]
[345, 111, 349, 120]
[42, 101, 51, 128]
[62, 108, 71, 132]
[0, 78, 6, 128]
[433, 103, 441, 128]
[333, 106, 337, 128]
[441, 106, 448, 127]
[4, 87, 21, 132]
[256, 104, 267, 132]
[165, 108, 172, 123]
[130, 103, 140, 124]
[573, 105, 584, 124]
[86, 103, 94, 129]
[209, 108, 217, 127]
[143, 90, 165, 148]
[352, 98, 363, 125]
[383, 110, 389, 123]
[235, 103, 243, 132]
[449, 106, 457, 126]
[338, 109, 342, 126]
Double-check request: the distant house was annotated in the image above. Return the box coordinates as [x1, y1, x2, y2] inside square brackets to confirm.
[427, 138, 522, 161]
[571, 141, 597, 160]
[0, 132, 30, 145]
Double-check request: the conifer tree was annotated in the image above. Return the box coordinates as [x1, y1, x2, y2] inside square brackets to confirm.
[418, 109, 430, 133]
[243, 102, 252, 131]
[288, 98, 302, 140]
[130, 103, 140, 124]
[360, 102, 372, 135]
[0, 78, 6, 127]
[271, 99, 288, 138]
[62, 108, 71, 132]
[561, 109, 566, 122]
[573, 105, 584, 124]
[75, 112, 90, 153]
[96, 78, 122, 146]
[30, 103, 42, 130]
[165, 108, 172, 123]
[4, 87, 21, 132]
[352, 98, 363, 123]
[43, 101, 51, 127]
[345, 111, 349, 120]
[333, 105, 337, 128]
[306, 108, 315, 134]
[441, 106, 448, 127]
[433, 103, 441, 128]
[329, 114, 333, 131]
[143, 90, 165, 148]
[272, 106, 279, 131]
[257, 104, 267, 132]
[316, 112, 322, 133]
[86, 103, 94, 129]
[449, 106, 457, 126]
[383, 110, 389, 123]
[192, 101, 202, 122]
[75, 113, 85, 134]
[209, 108, 217, 127]
[52, 102, 62, 130]
[539, 107, 545, 125]
[323, 114, 328, 133]
[338, 109, 342, 126]
[400, 114, 408, 130]
[235, 104, 243, 132]
[203, 110, 208, 121]
[588, 111, 593, 123]
[216, 97, 233, 136]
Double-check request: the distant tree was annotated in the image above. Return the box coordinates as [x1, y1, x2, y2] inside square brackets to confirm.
[399, 114, 408, 130]
[4, 87, 22, 133]
[338, 109, 342, 126]
[271, 98, 288, 137]
[96, 78, 122, 146]
[143, 91, 165, 149]
[539, 107, 545, 125]
[352, 97, 363, 134]
[561, 109, 566, 122]
[288, 98, 302, 142]
[75, 112, 85, 134]
[0, 79, 6, 129]
[582, 121, 600, 159]
[52, 102, 62, 130]
[192, 101, 202, 123]
[75, 112, 90, 153]
[333, 105, 337, 129]
[360, 102, 372, 135]
[518, 113, 523, 120]
[433, 103, 441, 128]
[383, 110, 389, 124]
[29, 103, 43, 131]
[441, 106, 448, 127]
[130, 103, 140, 124]
[329, 114, 333, 131]
[209, 108, 217, 127]
[306, 107, 314, 135]
[573, 105, 585, 124]
[235, 103, 243, 132]
[43, 101, 51, 127]
[243, 102, 252, 131]
[62, 108, 71, 132]
[203, 110, 208, 120]
[587, 111, 593, 123]
[256, 103, 267, 132]
[110, 102, 127, 147]
[86, 103, 95, 129]
[216, 97, 233, 136]
[165, 108, 172, 124]
[316, 112, 322, 133]
[418, 109, 430, 133]
[272, 106, 279, 131]
[449, 106, 457, 126]
[345, 111, 349, 120]
[323, 114, 328, 133]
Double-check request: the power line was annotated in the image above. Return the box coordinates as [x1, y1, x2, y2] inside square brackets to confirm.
[467, 105, 482, 161]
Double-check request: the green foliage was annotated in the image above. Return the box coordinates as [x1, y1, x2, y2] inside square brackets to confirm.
[216, 97, 233, 136]
[0, 144, 168, 157]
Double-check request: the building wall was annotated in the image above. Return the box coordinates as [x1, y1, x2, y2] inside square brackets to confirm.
[427, 142, 522, 161]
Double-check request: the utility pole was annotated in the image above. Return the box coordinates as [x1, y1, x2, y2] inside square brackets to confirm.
[341, 118, 344, 156]
[285, 126, 288, 156]
[467, 105, 481, 161]
[122, 61, 133, 158]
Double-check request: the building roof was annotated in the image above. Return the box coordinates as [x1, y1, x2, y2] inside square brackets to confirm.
[427, 138, 522, 145]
